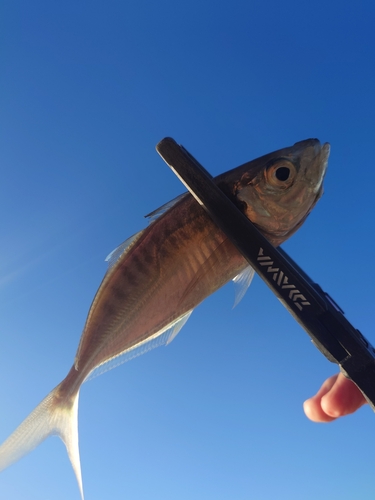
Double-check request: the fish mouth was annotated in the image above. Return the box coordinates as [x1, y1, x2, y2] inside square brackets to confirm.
[312, 141, 330, 195]
[283, 140, 330, 238]
[292, 138, 330, 191]
[292, 139, 330, 199]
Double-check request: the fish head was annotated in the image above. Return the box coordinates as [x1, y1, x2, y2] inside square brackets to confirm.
[220, 139, 330, 246]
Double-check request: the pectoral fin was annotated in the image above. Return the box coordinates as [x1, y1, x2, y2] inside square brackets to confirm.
[232, 265, 255, 308]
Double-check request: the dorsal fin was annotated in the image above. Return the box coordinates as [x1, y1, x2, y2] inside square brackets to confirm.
[104, 230, 145, 271]
[145, 193, 187, 223]
[232, 265, 255, 308]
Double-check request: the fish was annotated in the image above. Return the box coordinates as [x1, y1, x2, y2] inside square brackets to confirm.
[0, 139, 329, 498]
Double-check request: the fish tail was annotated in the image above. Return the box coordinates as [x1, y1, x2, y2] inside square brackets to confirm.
[0, 384, 83, 499]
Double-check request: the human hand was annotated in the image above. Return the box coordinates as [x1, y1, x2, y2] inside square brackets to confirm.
[303, 372, 367, 422]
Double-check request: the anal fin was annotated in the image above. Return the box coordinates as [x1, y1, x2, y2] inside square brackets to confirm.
[85, 310, 193, 382]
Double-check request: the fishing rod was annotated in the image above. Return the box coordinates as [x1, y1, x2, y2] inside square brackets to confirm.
[156, 137, 375, 411]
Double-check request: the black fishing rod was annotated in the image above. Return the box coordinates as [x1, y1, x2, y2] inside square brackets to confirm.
[156, 137, 375, 411]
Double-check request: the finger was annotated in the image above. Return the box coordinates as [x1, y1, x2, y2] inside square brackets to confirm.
[320, 373, 367, 418]
[303, 373, 367, 422]
[303, 374, 339, 422]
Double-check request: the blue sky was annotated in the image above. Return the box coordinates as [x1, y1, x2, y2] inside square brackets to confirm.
[1, 1, 375, 498]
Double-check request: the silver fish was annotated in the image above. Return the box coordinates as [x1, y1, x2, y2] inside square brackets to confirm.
[0, 139, 329, 498]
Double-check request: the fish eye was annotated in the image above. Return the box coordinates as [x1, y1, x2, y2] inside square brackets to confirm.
[275, 166, 290, 181]
[266, 160, 296, 188]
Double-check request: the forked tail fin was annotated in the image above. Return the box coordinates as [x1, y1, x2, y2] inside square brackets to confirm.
[0, 385, 83, 499]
